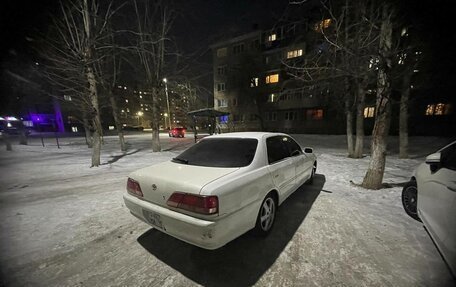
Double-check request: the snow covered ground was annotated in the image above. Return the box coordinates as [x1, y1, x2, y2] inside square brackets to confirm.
[0, 133, 454, 286]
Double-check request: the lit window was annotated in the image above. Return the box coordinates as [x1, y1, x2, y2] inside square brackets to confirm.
[314, 19, 331, 32]
[217, 83, 226, 92]
[71, 126, 78, 132]
[217, 47, 227, 57]
[268, 34, 277, 42]
[266, 74, 279, 84]
[64, 95, 72, 101]
[401, 27, 408, 37]
[250, 77, 259, 87]
[306, 109, 324, 120]
[139, 95, 142, 99]
[286, 49, 303, 59]
[220, 99, 228, 107]
[267, 93, 277, 103]
[125, 99, 129, 103]
[363, 107, 375, 118]
[425, 104, 435, 115]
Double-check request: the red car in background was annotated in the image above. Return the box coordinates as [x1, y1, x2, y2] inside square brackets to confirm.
[168, 127, 186, 138]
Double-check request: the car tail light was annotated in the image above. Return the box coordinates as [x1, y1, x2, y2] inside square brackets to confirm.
[167, 192, 218, 215]
[127, 178, 143, 197]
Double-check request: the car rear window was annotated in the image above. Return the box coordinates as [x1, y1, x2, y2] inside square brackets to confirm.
[172, 138, 258, 167]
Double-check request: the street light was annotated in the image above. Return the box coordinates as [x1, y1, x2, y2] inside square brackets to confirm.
[163, 78, 172, 129]
[136, 111, 143, 125]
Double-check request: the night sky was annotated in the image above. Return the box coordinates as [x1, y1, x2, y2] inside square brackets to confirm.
[0, 0, 454, 114]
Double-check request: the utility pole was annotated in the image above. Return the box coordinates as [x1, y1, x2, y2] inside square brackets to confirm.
[163, 78, 172, 129]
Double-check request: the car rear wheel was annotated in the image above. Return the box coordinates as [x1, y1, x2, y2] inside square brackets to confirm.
[401, 181, 421, 222]
[254, 193, 277, 236]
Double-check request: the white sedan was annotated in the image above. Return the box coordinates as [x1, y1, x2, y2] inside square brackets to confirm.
[123, 132, 317, 249]
[402, 140, 456, 275]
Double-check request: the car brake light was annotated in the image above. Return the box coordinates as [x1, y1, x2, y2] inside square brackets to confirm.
[167, 192, 218, 215]
[127, 178, 143, 197]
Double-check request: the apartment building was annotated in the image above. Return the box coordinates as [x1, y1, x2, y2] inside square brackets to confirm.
[211, 20, 345, 134]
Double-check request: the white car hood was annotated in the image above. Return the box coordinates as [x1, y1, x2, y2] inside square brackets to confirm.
[129, 161, 239, 207]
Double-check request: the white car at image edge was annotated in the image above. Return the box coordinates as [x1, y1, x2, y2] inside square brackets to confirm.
[123, 132, 317, 249]
[402, 140, 456, 276]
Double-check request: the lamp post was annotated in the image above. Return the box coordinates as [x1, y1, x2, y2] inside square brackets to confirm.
[136, 111, 143, 126]
[163, 78, 172, 129]
[163, 113, 168, 130]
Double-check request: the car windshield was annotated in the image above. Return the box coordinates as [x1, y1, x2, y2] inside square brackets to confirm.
[172, 138, 258, 167]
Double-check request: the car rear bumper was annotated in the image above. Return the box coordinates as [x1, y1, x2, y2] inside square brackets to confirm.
[123, 193, 231, 249]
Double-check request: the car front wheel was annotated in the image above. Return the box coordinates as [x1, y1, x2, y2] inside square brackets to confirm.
[401, 181, 421, 222]
[254, 193, 277, 236]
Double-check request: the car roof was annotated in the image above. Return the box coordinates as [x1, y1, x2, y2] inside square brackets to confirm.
[205, 132, 287, 140]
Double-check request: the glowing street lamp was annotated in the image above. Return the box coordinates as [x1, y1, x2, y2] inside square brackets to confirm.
[136, 111, 143, 125]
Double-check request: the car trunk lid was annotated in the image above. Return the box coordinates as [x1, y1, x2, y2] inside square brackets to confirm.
[129, 161, 238, 208]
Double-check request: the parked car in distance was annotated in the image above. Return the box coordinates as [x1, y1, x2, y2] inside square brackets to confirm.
[0, 116, 28, 135]
[122, 125, 144, 131]
[402, 140, 456, 276]
[123, 132, 317, 249]
[169, 127, 186, 138]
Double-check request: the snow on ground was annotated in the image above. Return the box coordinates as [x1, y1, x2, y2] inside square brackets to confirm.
[0, 133, 454, 287]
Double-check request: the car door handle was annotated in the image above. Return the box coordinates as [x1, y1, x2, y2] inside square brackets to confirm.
[274, 174, 279, 178]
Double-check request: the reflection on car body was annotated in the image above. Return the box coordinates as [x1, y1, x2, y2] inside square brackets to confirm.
[402, 140, 456, 276]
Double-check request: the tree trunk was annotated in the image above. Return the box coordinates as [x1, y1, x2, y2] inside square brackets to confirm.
[109, 92, 126, 152]
[362, 5, 393, 189]
[151, 87, 161, 152]
[354, 78, 367, 158]
[83, 112, 93, 148]
[87, 66, 102, 167]
[345, 94, 355, 158]
[91, 129, 101, 167]
[399, 71, 412, 159]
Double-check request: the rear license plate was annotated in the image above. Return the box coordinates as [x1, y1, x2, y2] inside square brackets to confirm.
[143, 210, 163, 229]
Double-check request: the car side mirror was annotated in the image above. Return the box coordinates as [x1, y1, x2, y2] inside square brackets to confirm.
[425, 152, 441, 173]
[291, 150, 301, 157]
[304, 147, 313, 154]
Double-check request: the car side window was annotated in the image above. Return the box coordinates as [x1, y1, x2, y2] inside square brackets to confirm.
[441, 143, 456, 171]
[285, 137, 302, 156]
[266, 136, 291, 164]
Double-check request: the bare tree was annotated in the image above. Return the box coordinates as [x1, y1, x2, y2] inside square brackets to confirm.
[41, 0, 117, 166]
[96, 26, 127, 152]
[126, 0, 175, 152]
[361, 3, 394, 189]
[286, 0, 380, 158]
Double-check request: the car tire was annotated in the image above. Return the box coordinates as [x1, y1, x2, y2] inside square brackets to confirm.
[306, 162, 317, 185]
[253, 193, 277, 236]
[401, 181, 422, 222]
